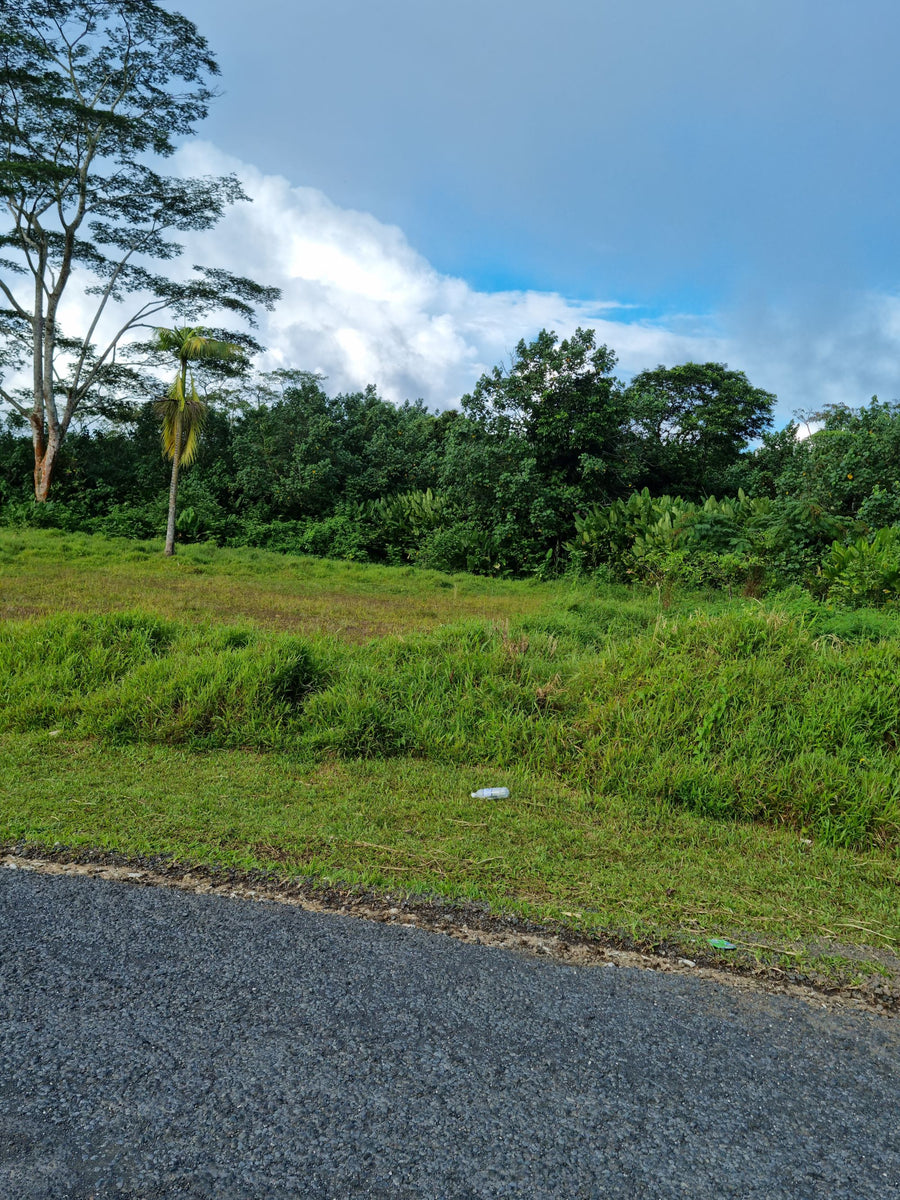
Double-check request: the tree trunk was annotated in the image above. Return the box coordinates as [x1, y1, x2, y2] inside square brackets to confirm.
[164, 406, 184, 556]
[32, 419, 60, 504]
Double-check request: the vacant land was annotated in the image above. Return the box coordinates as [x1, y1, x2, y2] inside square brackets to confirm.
[0, 529, 551, 638]
[2, 528, 898, 991]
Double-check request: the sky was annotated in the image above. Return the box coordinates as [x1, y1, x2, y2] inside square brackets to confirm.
[39, 1, 900, 422]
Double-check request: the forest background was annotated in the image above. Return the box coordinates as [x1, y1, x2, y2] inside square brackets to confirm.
[3, 334, 900, 609]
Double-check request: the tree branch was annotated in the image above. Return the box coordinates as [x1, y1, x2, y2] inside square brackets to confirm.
[65, 295, 176, 419]
[0, 275, 29, 319]
[0, 385, 30, 416]
[68, 225, 161, 392]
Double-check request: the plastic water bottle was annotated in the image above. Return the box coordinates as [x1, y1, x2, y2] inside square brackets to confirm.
[470, 787, 510, 799]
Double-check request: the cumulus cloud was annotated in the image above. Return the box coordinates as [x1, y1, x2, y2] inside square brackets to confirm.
[172, 142, 727, 408]
[10, 141, 900, 427]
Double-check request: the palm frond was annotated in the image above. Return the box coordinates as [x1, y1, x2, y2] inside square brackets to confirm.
[152, 326, 239, 465]
[158, 405, 181, 462]
[179, 382, 207, 467]
[180, 334, 242, 362]
[152, 327, 189, 354]
[166, 371, 185, 403]
[154, 381, 207, 464]
[153, 326, 243, 364]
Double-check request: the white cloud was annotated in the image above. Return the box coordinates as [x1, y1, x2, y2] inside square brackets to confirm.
[172, 142, 727, 408]
[11, 140, 900, 425]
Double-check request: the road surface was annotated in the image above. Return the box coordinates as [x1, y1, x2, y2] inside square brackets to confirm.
[1, 867, 897, 1198]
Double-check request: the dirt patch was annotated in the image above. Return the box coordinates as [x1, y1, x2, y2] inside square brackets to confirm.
[2, 843, 897, 1018]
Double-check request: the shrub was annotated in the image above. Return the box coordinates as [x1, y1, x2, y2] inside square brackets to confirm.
[415, 520, 500, 574]
[822, 528, 900, 608]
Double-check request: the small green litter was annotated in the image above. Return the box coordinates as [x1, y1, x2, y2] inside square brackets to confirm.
[707, 937, 737, 950]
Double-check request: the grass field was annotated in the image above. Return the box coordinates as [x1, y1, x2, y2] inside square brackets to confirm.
[2, 528, 899, 990]
[0, 528, 554, 637]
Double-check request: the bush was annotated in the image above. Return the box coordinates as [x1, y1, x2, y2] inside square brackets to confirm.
[822, 528, 900, 608]
[415, 520, 500, 574]
[856, 485, 900, 531]
[93, 503, 161, 540]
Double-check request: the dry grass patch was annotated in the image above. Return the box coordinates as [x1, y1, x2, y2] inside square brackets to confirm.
[0, 529, 558, 637]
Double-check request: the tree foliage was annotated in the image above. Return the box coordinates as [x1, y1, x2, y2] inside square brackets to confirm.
[461, 327, 629, 493]
[624, 362, 776, 497]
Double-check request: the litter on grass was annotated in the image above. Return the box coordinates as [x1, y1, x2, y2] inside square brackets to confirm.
[470, 787, 510, 799]
[707, 938, 737, 950]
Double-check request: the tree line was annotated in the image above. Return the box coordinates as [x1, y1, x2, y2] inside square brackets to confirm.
[3, 328, 900, 603]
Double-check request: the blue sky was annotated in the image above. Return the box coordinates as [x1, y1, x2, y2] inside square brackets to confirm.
[166, 0, 900, 422]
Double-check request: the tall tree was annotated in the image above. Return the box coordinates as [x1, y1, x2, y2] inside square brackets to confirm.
[0, 0, 278, 501]
[448, 328, 632, 569]
[624, 362, 775, 497]
[461, 328, 628, 494]
[153, 326, 243, 556]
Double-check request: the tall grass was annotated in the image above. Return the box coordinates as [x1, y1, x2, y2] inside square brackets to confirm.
[3, 600, 899, 851]
[0, 613, 327, 750]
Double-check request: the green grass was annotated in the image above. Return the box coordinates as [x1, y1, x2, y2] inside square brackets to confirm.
[2, 736, 897, 983]
[2, 529, 899, 986]
[0, 527, 564, 638]
[3, 603, 898, 849]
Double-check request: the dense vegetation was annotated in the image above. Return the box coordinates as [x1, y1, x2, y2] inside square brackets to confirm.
[4, 330, 899, 606]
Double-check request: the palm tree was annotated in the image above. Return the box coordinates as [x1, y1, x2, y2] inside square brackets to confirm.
[153, 327, 243, 556]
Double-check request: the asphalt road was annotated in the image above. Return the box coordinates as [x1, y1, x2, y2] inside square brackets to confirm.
[1, 868, 898, 1199]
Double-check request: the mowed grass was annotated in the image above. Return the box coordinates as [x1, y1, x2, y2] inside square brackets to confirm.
[2, 528, 899, 982]
[0, 528, 560, 638]
[2, 735, 898, 973]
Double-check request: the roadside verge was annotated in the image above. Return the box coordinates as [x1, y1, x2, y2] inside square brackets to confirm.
[4, 843, 897, 1018]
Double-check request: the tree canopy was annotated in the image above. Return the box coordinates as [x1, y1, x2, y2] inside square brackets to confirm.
[624, 362, 776, 498]
[461, 328, 629, 493]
